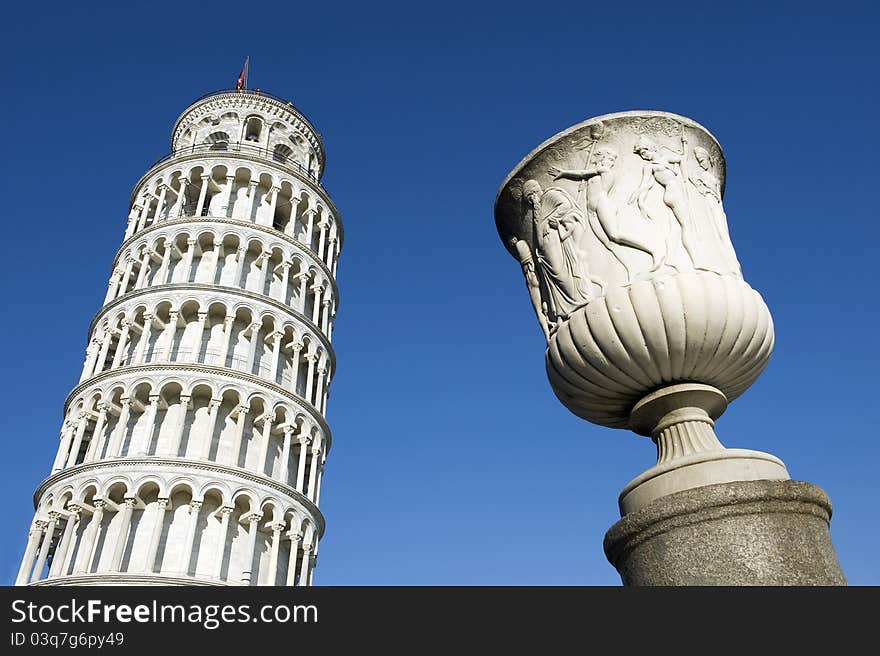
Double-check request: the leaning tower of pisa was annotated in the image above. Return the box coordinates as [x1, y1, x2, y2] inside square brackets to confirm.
[15, 88, 341, 586]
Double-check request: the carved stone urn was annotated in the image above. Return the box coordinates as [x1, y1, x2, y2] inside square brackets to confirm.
[495, 111, 845, 584]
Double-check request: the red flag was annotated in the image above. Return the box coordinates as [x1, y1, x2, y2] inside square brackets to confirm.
[236, 57, 248, 90]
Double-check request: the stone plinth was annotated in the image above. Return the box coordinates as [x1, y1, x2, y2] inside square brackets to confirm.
[604, 480, 846, 586]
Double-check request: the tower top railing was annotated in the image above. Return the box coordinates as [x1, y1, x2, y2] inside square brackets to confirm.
[146, 140, 326, 190]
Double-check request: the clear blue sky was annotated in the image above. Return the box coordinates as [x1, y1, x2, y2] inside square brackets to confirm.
[1, 1, 877, 585]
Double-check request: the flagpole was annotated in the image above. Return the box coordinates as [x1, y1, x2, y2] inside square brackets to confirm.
[244, 56, 249, 90]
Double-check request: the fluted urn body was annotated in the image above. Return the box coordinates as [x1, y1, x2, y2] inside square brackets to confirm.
[495, 111, 788, 514]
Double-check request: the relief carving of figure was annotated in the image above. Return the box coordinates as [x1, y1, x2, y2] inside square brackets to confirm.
[689, 146, 741, 276]
[510, 237, 551, 340]
[549, 147, 660, 277]
[629, 134, 706, 272]
[523, 180, 595, 322]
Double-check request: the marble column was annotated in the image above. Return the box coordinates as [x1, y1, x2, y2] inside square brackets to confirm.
[48, 508, 80, 579]
[227, 405, 249, 467]
[110, 322, 131, 369]
[266, 522, 285, 585]
[75, 500, 105, 575]
[295, 434, 310, 493]
[198, 398, 221, 460]
[285, 529, 303, 586]
[110, 497, 136, 572]
[15, 522, 43, 585]
[256, 414, 274, 476]
[211, 507, 234, 579]
[177, 500, 202, 575]
[241, 512, 263, 584]
[287, 341, 303, 395]
[109, 398, 132, 457]
[52, 421, 75, 472]
[195, 175, 210, 217]
[31, 518, 57, 583]
[143, 498, 169, 573]
[83, 403, 109, 462]
[169, 394, 191, 457]
[65, 413, 89, 468]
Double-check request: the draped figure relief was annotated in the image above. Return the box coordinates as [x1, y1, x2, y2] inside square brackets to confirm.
[498, 111, 745, 341]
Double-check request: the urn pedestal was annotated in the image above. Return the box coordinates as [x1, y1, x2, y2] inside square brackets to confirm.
[494, 111, 845, 585]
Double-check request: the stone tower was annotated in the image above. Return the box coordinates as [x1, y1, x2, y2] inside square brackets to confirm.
[16, 88, 341, 586]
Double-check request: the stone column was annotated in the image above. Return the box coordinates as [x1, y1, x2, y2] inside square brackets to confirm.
[171, 178, 189, 217]
[109, 398, 132, 457]
[32, 517, 58, 583]
[153, 184, 168, 221]
[211, 506, 234, 579]
[65, 412, 89, 468]
[195, 174, 210, 216]
[48, 508, 80, 578]
[16, 521, 45, 585]
[217, 314, 235, 366]
[269, 330, 283, 381]
[287, 341, 303, 394]
[314, 365, 326, 407]
[321, 298, 332, 334]
[138, 198, 151, 230]
[303, 208, 316, 246]
[134, 248, 151, 289]
[298, 534, 312, 586]
[75, 500, 105, 574]
[317, 220, 329, 263]
[227, 405, 249, 467]
[207, 239, 223, 284]
[156, 246, 172, 285]
[245, 322, 262, 374]
[284, 197, 300, 237]
[110, 321, 130, 369]
[177, 500, 202, 575]
[266, 186, 280, 227]
[83, 403, 109, 462]
[180, 238, 197, 284]
[233, 246, 248, 288]
[307, 445, 322, 501]
[110, 497, 136, 572]
[169, 394, 191, 457]
[134, 315, 153, 364]
[191, 312, 208, 362]
[52, 421, 75, 472]
[279, 261, 291, 304]
[297, 274, 309, 313]
[266, 522, 285, 585]
[285, 529, 303, 586]
[280, 425, 294, 485]
[94, 328, 113, 376]
[161, 311, 178, 361]
[304, 353, 317, 405]
[134, 395, 160, 456]
[245, 180, 258, 221]
[220, 175, 235, 215]
[295, 433, 310, 493]
[104, 269, 122, 303]
[310, 284, 323, 325]
[241, 512, 263, 584]
[80, 338, 100, 382]
[143, 498, 169, 573]
[198, 398, 221, 460]
[256, 414, 274, 476]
